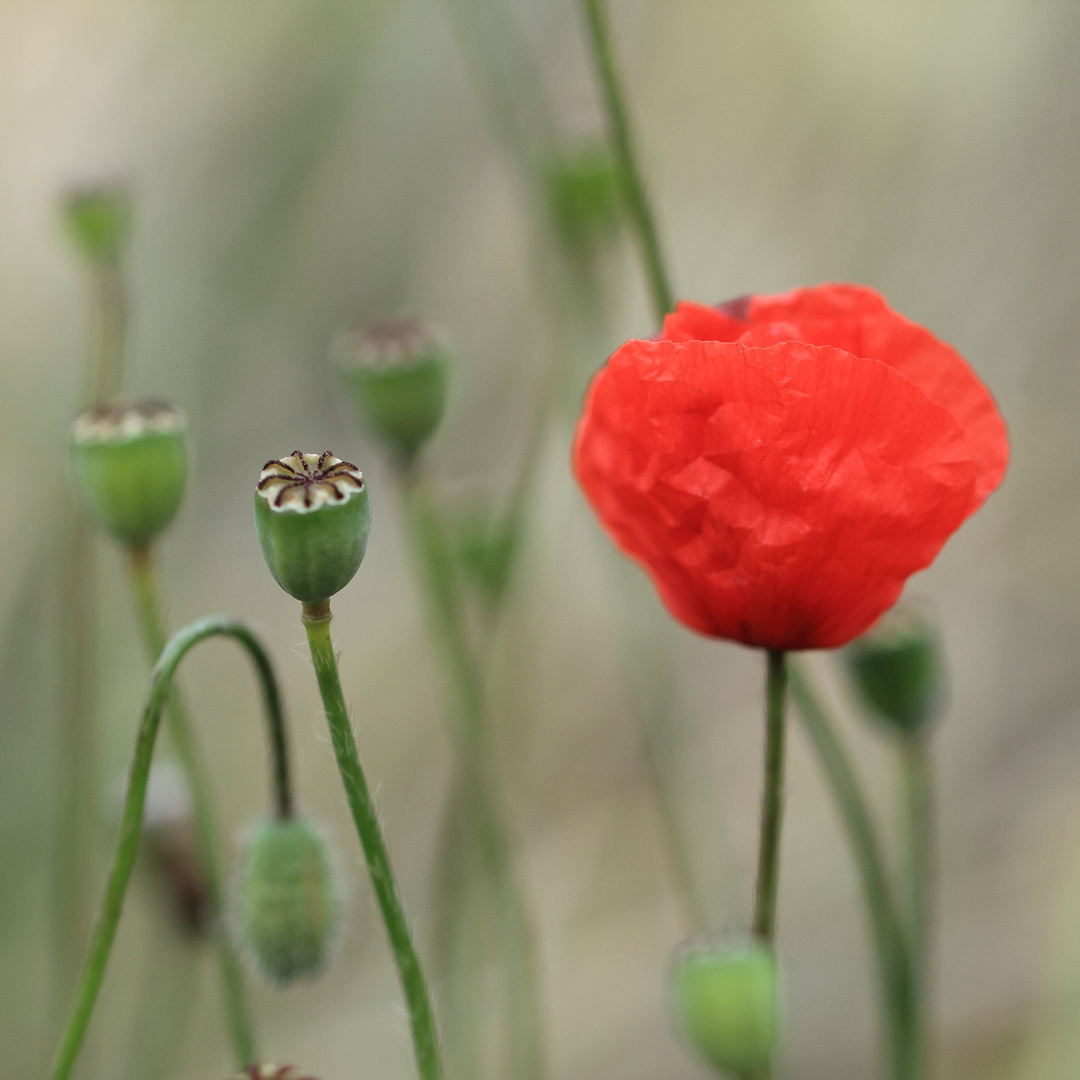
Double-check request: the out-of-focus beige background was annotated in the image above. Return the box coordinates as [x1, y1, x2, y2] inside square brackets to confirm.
[1, 2, 1077, 1078]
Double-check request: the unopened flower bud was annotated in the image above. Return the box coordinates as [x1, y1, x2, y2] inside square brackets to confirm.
[233, 816, 340, 986]
[544, 144, 623, 253]
[62, 178, 132, 265]
[70, 402, 187, 546]
[846, 603, 945, 735]
[230, 1066, 317, 1080]
[669, 937, 780, 1076]
[332, 317, 448, 459]
[255, 452, 371, 604]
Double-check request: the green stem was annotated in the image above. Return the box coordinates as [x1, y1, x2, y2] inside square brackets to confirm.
[406, 482, 545, 1080]
[789, 663, 914, 1080]
[300, 602, 444, 1080]
[126, 546, 256, 1066]
[579, 0, 675, 322]
[752, 651, 788, 943]
[49, 615, 286, 1080]
[899, 735, 932, 1080]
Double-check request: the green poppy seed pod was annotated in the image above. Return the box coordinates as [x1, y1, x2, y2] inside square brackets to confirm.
[231, 1066, 317, 1080]
[62, 178, 132, 265]
[233, 816, 339, 986]
[332, 317, 448, 459]
[544, 144, 623, 253]
[255, 452, 371, 604]
[70, 402, 187, 546]
[846, 602, 946, 736]
[669, 938, 780, 1076]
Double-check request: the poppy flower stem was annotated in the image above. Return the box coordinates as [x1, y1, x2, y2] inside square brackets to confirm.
[790, 663, 916, 1080]
[579, 0, 675, 322]
[752, 650, 788, 942]
[127, 547, 257, 1066]
[300, 602, 444, 1080]
[49, 615, 286, 1080]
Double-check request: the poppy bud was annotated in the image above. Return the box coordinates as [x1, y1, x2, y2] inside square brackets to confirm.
[62, 178, 132, 265]
[669, 938, 780, 1075]
[233, 816, 339, 986]
[255, 452, 371, 604]
[846, 603, 945, 735]
[231, 1066, 317, 1080]
[70, 402, 187, 547]
[332, 317, 448, 459]
[544, 144, 623, 253]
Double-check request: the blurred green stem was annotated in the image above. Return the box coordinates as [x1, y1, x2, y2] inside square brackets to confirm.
[300, 602, 444, 1080]
[127, 546, 255, 1067]
[790, 663, 915, 1080]
[899, 734, 932, 1080]
[580, 0, 674, 322]
[404, 479, 545, 1080]
[49, 615, 284, 1080]
[752, 651, 788, 945]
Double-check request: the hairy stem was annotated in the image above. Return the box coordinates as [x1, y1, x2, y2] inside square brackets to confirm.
[406, 482, 545, 1080]
[301, 603, 443, 1080]
[790, 663, 914, 1080]
[127, 547, 255, 1066]
[579, 0, 674, 321]
[49, 616, 285, 1080]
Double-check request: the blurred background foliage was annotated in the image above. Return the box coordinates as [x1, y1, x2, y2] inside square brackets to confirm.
[0, 1, 1077, 1077]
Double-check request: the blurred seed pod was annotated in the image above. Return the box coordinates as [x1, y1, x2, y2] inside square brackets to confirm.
[232, 816, 340, 985]
[846, 601, 946, 736]
[544, 143, 623, 256]
[669, 936, 780, 1076]
[70, 401, 187, 547]
[332, 316, 449, 460]
[62, 177, 132, 265]
[231, 1066, 317, 1080]
[255, 452, 371, 604]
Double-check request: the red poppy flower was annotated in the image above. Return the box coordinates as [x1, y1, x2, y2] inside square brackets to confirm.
[573, 284, 1008, 650]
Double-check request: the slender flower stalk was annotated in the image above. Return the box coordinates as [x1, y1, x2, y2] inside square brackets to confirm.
[405, 479, 544, 1080]
[300, 602, 443, 1080]
[790, 664, 915, 1080]
[49, 615, 291, 1080]
[127, 546, 256, 1066]
[579, 0, 674, 321]
[899, 734, 932, 1080]
[752, 651, 788, 944]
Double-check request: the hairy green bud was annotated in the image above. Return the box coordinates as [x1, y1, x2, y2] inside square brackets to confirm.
[846, 603, 945, 735]
[255, 452, 371, 604]
[233, 817, 339, 986]
[70, 402, 187, 546]
[669, 938, 780, 1075]
[62, 178, 132, 265]
[333, 317, 448, 459]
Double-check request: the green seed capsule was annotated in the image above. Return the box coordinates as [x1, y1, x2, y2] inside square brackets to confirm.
[669, 938, 780, 1076]
[70, 402, 187, 546]
[232, 1065, 317, 1080]
[544, 144, 623, 254]
[62, 178, 132, 265]
[233, 816, 339, 986]
[255, 452, 371, 604]
[846, 603, 945, 735]
[332, 317, 448, 460]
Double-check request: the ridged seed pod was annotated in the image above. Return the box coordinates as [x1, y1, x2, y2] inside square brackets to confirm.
[255, 452, 371, 604]
[669, 937, 780, 1076]
[233, 817, 339, 986]
[70, 402, 187, 546]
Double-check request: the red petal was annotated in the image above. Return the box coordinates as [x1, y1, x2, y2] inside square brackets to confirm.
[574, 338, 978, 649]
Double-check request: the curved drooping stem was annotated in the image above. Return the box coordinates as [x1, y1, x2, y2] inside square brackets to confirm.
[49, 615, 292, 1080]
[790, 663, 915, 1080]
[405, 481, 545, 1080]
[301, 602, 444, 1080]
[579, 0, 675, 322]
[127, 546, 258, 1063]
